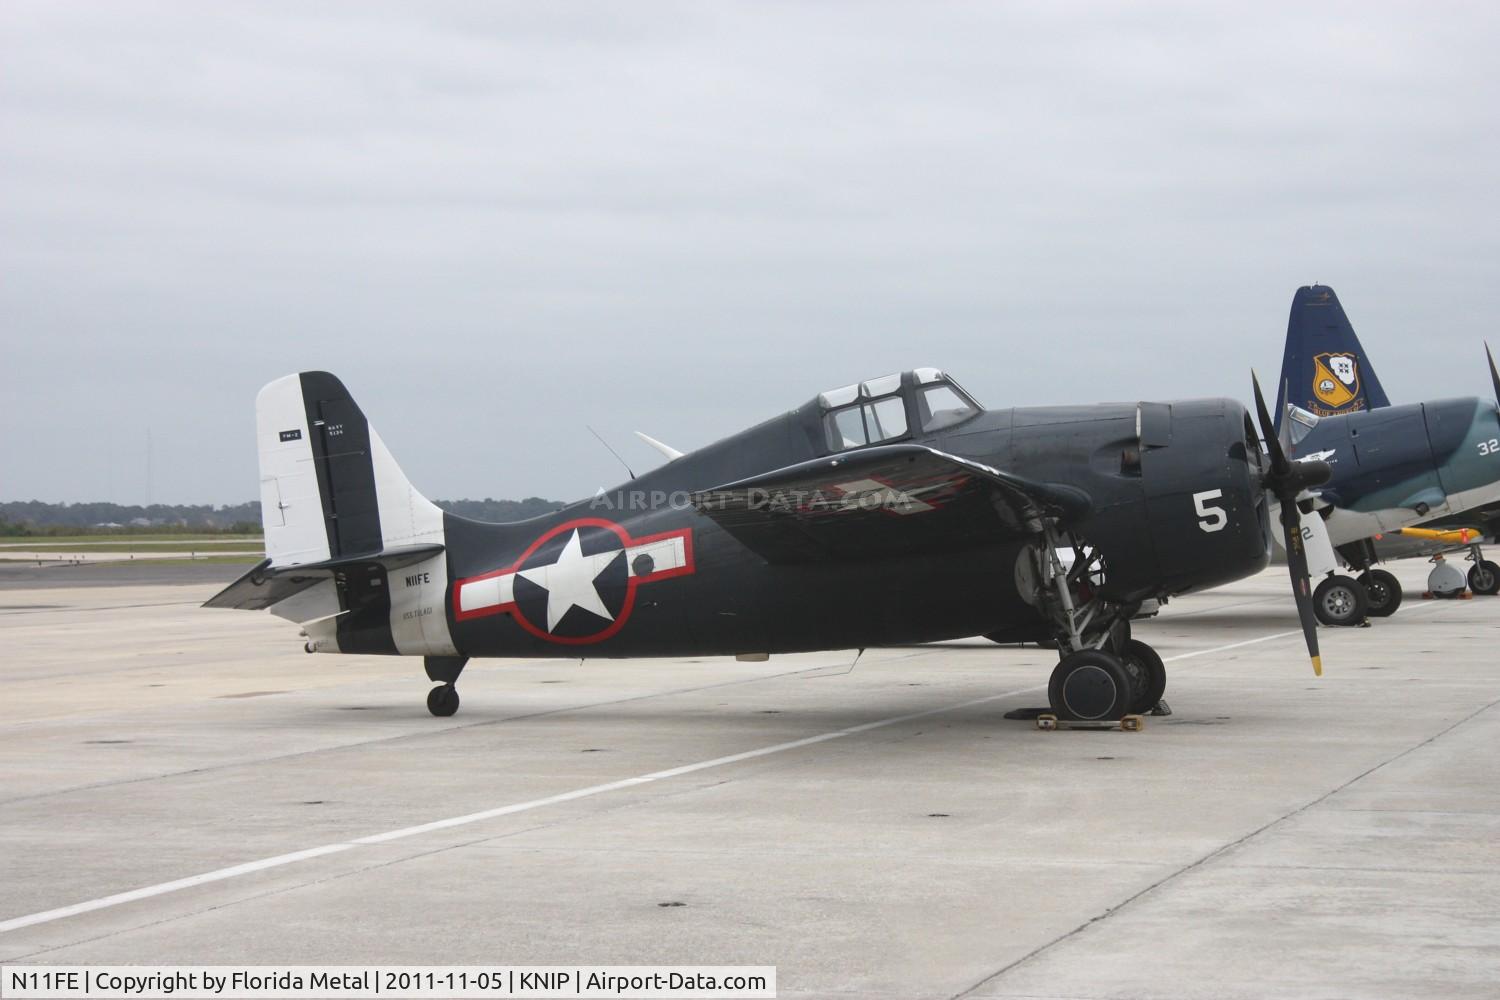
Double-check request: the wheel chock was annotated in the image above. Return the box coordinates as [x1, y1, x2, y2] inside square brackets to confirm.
[1034, 713, 1145, 733]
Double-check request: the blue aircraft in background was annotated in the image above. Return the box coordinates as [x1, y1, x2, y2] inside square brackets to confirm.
[1271, 285, 1500, 622]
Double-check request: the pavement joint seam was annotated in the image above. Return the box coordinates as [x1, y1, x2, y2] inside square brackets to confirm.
[948, 670, 1500, 999]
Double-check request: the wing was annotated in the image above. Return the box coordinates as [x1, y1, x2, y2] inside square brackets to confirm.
[691, 444, 1090, 562]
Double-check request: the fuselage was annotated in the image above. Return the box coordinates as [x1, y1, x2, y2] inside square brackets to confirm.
[1284, 397, 1500, 545]
[379, 375, 1273, 660]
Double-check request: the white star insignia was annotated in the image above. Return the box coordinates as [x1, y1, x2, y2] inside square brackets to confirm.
[517, 529, 616, 632]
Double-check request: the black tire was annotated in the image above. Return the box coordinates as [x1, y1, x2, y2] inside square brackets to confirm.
[1119, 639, 1167, 714]
[1047, 650, 1133, 722]
[1469, 560, 1500, 596]
[1313, 575, 1368, 627]
[1359, 569, 1404, 617]
[426, 684, 460, 717]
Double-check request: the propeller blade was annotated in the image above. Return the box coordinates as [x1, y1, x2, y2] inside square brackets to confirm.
[1251, 371, 1290, 477]
[1486, 341, 1500, 408]
[1253, 369, 1327, 674]
[1278, 499, 1323, 676]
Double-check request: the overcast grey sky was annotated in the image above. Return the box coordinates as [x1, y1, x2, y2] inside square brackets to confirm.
[3, 2, 1498, 506]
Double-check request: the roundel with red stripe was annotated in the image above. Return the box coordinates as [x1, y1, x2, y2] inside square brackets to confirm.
[453, 518, 694, 644]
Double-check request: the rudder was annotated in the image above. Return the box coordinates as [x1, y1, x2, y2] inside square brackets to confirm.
[222, 372, 456, 657]
[256, 371, 444, 566]
[1273, 285, 1391, 433]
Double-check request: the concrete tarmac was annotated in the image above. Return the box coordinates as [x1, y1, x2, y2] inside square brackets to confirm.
[0, 562, 1496, 998]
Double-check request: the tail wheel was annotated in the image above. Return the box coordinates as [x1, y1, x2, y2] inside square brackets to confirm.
[1119, 639, 1167, 714]
[426, 684, 460, 717]
[1313, 575, 1368, 627]
[1358, 569, 1404, 617]
[1469, 560, 1500, 596]
[1047, 650, 1133, 722]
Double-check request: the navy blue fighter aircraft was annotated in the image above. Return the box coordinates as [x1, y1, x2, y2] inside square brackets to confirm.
[208, 369, 1330, 721]
[1272, 285, 1500, 621]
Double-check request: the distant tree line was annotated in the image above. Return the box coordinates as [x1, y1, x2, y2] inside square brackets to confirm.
[0, 497, 565, 535]
[0, 501, 264, 535]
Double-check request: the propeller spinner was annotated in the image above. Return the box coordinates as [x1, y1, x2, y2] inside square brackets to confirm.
[1252, 371, 1332, 675]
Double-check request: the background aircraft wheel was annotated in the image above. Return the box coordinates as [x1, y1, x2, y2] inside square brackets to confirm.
[1358, 569, 1404, 617]
[1119, 639, 1167, 714]
[427, 684, 460, 717]
[1313, 575, 1367, 627]
[1047, 650, 1132, 722]
[1468, 560, 1500, 596]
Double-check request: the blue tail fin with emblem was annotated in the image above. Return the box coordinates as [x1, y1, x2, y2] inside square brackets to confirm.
[1273, 285, 1391, 435]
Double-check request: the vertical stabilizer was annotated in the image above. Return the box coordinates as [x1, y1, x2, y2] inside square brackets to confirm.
[233, 372, 455, 656]
[256, 372, 444, 566]
[1273, 285, 1391, 434]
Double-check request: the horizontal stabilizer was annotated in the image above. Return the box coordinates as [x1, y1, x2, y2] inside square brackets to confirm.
[203, 543, 445, 611]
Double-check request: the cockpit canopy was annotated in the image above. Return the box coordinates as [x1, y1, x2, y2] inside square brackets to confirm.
[816, 367, 982, 452]
[1283, 403, 1319, 447]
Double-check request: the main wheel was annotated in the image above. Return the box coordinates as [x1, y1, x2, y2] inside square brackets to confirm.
[1047, 650, 1133, 722]
[1358, 569, 1404, 617]
[426, 684, 460, 717]
[1469, 560, 1500, 596]
[1119, 639, 1167, 714]
[1313, 575, 1368, 627]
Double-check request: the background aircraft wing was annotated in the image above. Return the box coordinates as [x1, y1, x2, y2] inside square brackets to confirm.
[690, 444, 1090, 562]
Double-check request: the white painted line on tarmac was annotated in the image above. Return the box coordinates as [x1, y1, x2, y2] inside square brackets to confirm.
[1162, 630, 1300, 662]
[1159, 594, 1451, 665]
[0, 624, 1360, 935]
[0, 845, 355, 935]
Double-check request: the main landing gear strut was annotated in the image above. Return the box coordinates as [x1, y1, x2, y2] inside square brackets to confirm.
[1463, 543, 1500, 597]
[424, 655, 468, 717]
[1029, 533, 1167, 723]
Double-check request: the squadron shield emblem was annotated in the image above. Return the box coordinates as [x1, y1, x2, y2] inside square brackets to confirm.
[1312, 352, 1361, 409]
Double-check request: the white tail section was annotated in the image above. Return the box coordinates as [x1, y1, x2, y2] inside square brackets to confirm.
[255, 372, 444, 568]
[243, 372, 455, 656]
[256, 375, 332, 566]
